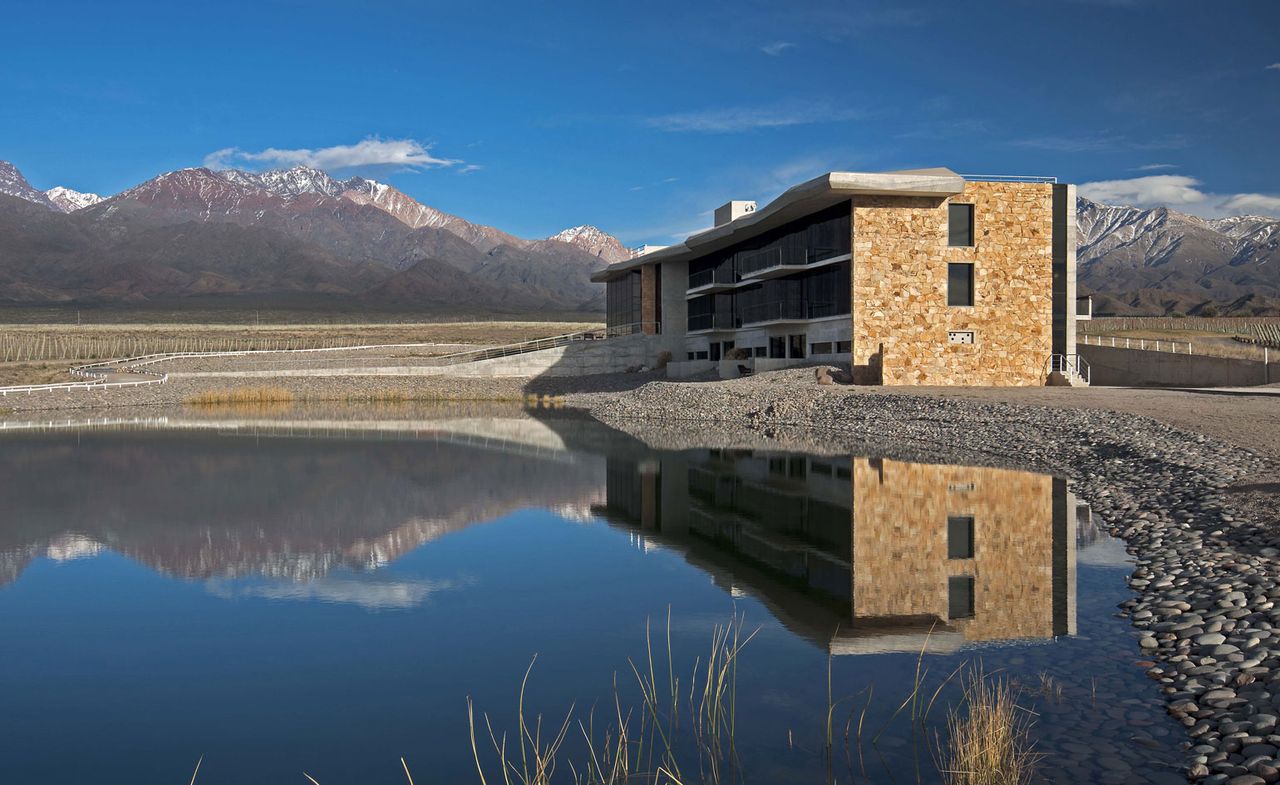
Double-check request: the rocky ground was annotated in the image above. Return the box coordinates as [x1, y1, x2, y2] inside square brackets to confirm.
[571, 368, 1280, 784]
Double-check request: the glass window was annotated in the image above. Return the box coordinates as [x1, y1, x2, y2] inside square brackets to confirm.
[837, 340, 852, 353]
[948, 263, 974, 307]
[947, 515, 975, 559]
[810, 342, 833, 355]
[768, 337, 786, 359]
[710, 343, 722, 362]
[948, 203, 974, 247]
[753, 346, 767, 358]
[948, 575, 975, 619]
[788, 334, 806, 358]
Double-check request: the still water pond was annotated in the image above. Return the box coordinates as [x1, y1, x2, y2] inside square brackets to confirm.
[0, 412, 1186, 784]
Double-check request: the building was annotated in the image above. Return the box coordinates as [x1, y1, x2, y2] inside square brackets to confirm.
[592, 168, 1083, 386]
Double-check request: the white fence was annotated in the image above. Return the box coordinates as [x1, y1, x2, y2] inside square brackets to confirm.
[1079, 333, 1273, 365]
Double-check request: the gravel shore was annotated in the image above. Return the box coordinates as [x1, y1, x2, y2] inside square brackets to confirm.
[572, 368, 1280, 784]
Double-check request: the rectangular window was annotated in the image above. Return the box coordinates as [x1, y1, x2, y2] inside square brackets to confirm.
[947, 515, 975, 559]
[948, 575, 975, 619]
[837, 340, 852, 353]
[753, 346, 767, 358]
[709, 343, 722, 362]
[788, 334, 806, 359]
[694, 351, 709, 360]
[948, 203, 974, 247]
[687, 352, 695, 361]
[948, 263, 974, 307]
[769, 337, 786, 359]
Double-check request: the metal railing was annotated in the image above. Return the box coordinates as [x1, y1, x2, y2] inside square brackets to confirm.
[687, 267, 736, 290]
[687, 312, 738, 332]
[1046, 354, 1090, 385]
[960, 174, 1059, 184]
[739, 301, 838, 325]
[737, 246, 784, 277]
[1079, 334, 1193, 355]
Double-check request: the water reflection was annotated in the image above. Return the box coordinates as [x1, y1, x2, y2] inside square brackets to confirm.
[594, 449, 1078, 654]
[0, 425, 604, 598]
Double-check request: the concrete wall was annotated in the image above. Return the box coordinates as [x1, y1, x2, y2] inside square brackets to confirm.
[851, 181, 1056, 386]
[1080, 345, 1278, 388]
[658, 259, 689, 356]
[172, 335, 658, 379]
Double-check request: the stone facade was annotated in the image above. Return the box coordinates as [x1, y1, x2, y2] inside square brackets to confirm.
[851, 181, 1056, 385]
[851, 458, 1070, 642]
[640, 264, 659, 335]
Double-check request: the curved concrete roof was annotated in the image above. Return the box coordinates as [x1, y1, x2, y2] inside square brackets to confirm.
[592, 168, 965, 282]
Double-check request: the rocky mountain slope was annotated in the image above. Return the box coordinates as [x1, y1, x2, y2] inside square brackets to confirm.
[0, 160, 634, 313]
[1077, 197, 1280, 315]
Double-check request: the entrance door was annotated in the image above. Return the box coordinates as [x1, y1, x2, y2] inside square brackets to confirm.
[788, 334, 806, 359]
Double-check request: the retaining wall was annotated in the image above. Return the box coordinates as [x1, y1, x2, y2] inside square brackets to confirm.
[1080, 345, 1277, 388]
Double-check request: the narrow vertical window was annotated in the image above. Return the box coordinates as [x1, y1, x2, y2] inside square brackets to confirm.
[948, 575, 975, 619]
[948, 203, 974, 247]
[947, 263, 974, 307]
[947, 515, 975, 559]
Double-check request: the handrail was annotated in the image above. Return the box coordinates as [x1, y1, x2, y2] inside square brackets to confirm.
[1045, 353, 1089, 385]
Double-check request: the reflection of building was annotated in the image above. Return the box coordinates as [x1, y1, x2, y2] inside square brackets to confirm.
[594, 450, 1076, 655]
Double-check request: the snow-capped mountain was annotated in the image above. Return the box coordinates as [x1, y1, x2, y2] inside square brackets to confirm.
[548, 225, 633, 264]
[0, 159, 621, 311]
[1077, 197, 1280, 315]
[44, 186, 104, 213]
[0, 160, 53, 208]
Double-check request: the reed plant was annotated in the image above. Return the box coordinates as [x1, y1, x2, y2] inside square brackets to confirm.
[185, 387, 296, 406]
[468, 612, 754, 785]
[935, 667, 1041, 785]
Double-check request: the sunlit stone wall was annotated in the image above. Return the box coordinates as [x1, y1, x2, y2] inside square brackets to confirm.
[850, 181, 1056, 386]
[850, 458, 1062, 642]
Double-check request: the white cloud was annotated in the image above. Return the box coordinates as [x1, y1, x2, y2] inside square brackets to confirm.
[1219, 193, 1280, 215]
[645, 101, 860, 133]
[204, 137, 461, 172]
[760, 41, 795, 56]
[1267, 63, 1280, 71]
[1079, 174, 1280, 218]
[1131, 163, 1176, 171]
[1078, 175, 1207, 206]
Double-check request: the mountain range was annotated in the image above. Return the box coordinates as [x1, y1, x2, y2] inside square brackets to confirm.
[0, 160, 631, 314]
[1077, 198, 1280, 316]
[2, 158, 1278, 315]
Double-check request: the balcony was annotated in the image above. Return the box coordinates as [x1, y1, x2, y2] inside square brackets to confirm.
[737, 247, 849, 281]
[687, 267, 738, 295]
[687, 311, 740, 333]
[739, 301, 842, 326]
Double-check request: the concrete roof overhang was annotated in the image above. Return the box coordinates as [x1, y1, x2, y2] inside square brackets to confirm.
[591, 168, 965, 282]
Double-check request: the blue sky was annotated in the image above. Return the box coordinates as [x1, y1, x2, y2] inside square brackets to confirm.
[2, 0, 1278, 242]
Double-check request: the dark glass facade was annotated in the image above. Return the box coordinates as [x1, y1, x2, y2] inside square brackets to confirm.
[687, 201, 851, 288]
[687, 261, 850, 331]
[606, 270, 642, 330]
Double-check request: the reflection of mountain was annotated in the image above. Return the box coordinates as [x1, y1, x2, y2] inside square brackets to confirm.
[594, 450, 1077, 655]
[0, 429, 604, 588]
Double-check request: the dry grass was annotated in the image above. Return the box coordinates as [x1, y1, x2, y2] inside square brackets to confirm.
[936, 668, 1041, 785]
[468, 613, 754, 785]
[185, 387, 296, 406]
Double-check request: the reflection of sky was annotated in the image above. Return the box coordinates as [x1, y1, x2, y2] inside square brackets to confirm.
[204, 574, 475, 611]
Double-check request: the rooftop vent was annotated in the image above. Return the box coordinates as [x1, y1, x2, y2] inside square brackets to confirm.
[714, 200, 757, 227]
